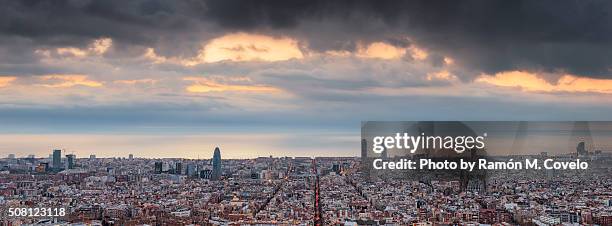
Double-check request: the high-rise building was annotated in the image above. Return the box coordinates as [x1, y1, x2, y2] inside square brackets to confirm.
[90, 154, 96, 160]
[66, 154, 76, 169]
[361, 139, 371, 179]
[162, 162, 170, 172]
[212, 147, 222, 180]
[53, 149, 62, 169]
[577, 141, 588, 156]
[128, 154, 133, 160]
[40, 162, 49, 172]
[186, 164, 197, 177]
[361, 139, 368, 158]
[154, 162, 163, 174]
[200, 169, 213, 179]
[7, 154, 15, 159]
[175, 162, 183, 175]
[332, 163, 341, 173]
[381, 145, 388, 159]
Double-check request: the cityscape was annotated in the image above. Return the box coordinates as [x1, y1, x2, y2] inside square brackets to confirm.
[1, 144, 611, 226]
[3, 1, 612, 226]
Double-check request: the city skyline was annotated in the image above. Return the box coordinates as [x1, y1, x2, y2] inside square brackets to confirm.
[2, 150, 611, 225]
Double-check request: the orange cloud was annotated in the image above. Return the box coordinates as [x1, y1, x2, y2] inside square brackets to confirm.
[0, 76, 17, 87]
[39, 74, 103, 88]
[408, 46, 428, 60]
[476, 71, 612, 94]
[56, 47, 88, 57]
[443, 57, 454, 65]
[143, 48, 170, 64]
[356, 42, 406, 59]
[199, 33, 304, 63]
[427, 70, 457, 81]
[113, 79, 158, 85]
[353, 41, 429, 60]
[324, 50, 352, 57]
[183, 77, 280, 93]
[89, 38, 113, 55]
[144, 35, 432, 65]
[143, 33, 303, 66]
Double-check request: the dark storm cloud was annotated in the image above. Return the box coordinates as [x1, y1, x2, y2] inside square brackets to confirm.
[2, 0, 612, 78]
[0, 0, 216, 71]
[203, 0, 612, 78]
[0, 0, 207, 44]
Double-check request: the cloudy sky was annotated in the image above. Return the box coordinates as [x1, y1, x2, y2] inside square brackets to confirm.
[2, 0, 612, 158]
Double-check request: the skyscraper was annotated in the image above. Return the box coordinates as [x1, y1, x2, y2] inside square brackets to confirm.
[154, 162, 163, 174]
[381, 145, 388, 159]
[361, 139, 368, 158]
[332, 163, 341, 173]
[212, 147, 222, 180]
[186, 164, 197, 177]
[66, 154, 76, 169]
[53, 149, 62, 169]
[175, 162, 183, 175]
[577, 141, 588, 156]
